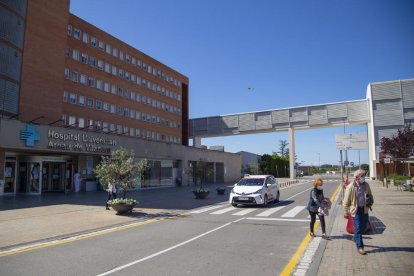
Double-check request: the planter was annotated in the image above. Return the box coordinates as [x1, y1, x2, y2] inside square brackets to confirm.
[216, 188, 226, 195]
[193, 190, 210, 199]
[110, 203, 136, 214]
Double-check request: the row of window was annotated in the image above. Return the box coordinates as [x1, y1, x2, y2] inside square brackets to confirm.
[67, 24, 183, 88]
[64, 68, 182, 116]
[63, 91, 181, 129]
[67, 49, 182, 103]
[62, 114, 182, 144]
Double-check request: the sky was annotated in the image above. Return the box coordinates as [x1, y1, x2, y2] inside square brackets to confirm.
[70, 0, 414, 166]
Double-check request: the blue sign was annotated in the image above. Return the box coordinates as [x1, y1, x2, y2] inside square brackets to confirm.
[294, 165, 298, 170]
[350, 162, 354, 166]
[20, 124, 40, 147]
[344, 160, 349, 166]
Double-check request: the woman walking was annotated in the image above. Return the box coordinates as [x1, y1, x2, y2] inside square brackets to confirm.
[306, 178, 328, 239]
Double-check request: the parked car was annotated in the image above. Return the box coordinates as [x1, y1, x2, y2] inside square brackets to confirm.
[229, 175, 280, 207]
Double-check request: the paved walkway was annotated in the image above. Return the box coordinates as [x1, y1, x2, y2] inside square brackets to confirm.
[315, 180, 414, 276]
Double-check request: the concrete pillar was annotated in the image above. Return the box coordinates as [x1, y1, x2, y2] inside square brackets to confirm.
[193, 137, 201, 148]
[289, 127, 295, 179]
[367, 122, 377, 179]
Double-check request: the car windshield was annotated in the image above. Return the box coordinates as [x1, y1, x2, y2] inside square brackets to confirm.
[237, 178, 265, 186]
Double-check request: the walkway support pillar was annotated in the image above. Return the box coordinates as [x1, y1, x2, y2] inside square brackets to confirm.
[193, 137, 201, 148]
[289, 127, 295, 180]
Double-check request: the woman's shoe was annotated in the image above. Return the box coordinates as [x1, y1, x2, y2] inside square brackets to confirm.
[322, 233, 329, 239]
[310, 232, 316, 237]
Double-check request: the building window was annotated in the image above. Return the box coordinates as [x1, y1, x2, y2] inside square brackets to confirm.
[111, 85, 117, 94]
[124, 108, 129, 117]
[117, 125, 122, 134]
[148, 65, 152, 74]
[142, 79, 146, 87]
[98, 41, 105, 51]
[136, 93, 141, 102]
[82, 32, 89, 43]
[126, 54, 131, 64]
[88, 77, 95, 87]
[130, 109, 134, 119]
[117, 106, 123, 116]
[87, 119, 93, 129]
[74, 28, 81, 39]
[131, 74, 136, 82]
[129, 128, 134, 136]
[80, 74, 87, 85]
[96, 80, 103, 90]
[102, 122, 109, 132]
[137, 77, 141, 86]
[135, 111, 140, 120]
[96, 100, 102, 110]
[147, 97, 151, 105]
[64, 68, 70, 79]
[113, 48, 118, 57]
[110, 104, 115, 114]
[137, 59, 142, 68]
[142, 113, 146, 121]
[65, 47, 70, 57]
[69, 93, 77, 104]
[104, 82, 110, 92]
[71, 71, 78, 82]
[95, 121, 102, 131]
[103, 102, 109, 112]
[79, 96, 85, 107]
[132, 57, 136, 66]
[78, 118, 85, 128]
[69, 116, 76, 126]
[81, 53, 88, 64]
[106, 44, 111, 54]
[62, 114, 67, 126]
[125, 71, 130, 80]
[135, 129, 140, 137]
[142, 96, 146, 104]
[87, 98, 94, 108]
[105, 63, 110, 73]
[91, 37, 97, 47]
[119, 51, 124, 60]
[123, 126, 129, 135]
[110, 124, 115, 132]
[72, 49, 79, 61]
[111, 66, 117, 76]
[67, 25, 72, 35]
[119, 69, 124, 78]
[97, 59, 103, 70]
[143, 63, 147, 71]
[89, 56, 96, 67]
[63, 91, 68, 102]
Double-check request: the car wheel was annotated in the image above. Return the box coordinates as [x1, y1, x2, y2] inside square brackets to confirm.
[262, 195, 268, 208]
[275, 191, 280, 203]
[231, 203, 238, 207]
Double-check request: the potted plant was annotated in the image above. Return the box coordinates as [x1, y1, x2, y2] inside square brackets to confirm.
[216, 187, 226, 195]
[189, 160, 213, 199]
[108, 198, 138, 214]
[95, 147, 148, 214]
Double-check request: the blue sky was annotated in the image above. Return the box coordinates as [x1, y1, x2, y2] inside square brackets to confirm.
[70, 0, 414, 166]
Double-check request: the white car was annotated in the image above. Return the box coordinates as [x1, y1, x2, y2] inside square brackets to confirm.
[229, 175, 280, 207]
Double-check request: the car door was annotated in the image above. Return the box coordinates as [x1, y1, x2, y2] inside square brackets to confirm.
[265, 177, 274, 201]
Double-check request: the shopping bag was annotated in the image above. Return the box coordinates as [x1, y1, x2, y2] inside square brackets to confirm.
[346, 213, 372, 234]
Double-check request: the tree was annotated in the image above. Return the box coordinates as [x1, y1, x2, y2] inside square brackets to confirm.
[94, 147, 148, 198]
[278, 140, 289, 158]
[380, 123, 414, 158]
[188, 160, 214, 190]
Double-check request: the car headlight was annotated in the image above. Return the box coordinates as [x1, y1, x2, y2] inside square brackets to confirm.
[255, 189, 263, 194]
[231, 188, 235, 193]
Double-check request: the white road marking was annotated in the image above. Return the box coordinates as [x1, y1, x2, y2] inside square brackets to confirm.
[96, 218, 246, 276]
[255, 206, 287, 217]
[189, 204, 227, 214]
[232, 208, 259, 216]
[210, 207, 237, 215]
[281, 206, 306, 218]
[246, 217, 309, 222]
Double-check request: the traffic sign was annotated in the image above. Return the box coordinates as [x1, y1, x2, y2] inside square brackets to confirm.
[344, 160, 349, 166]
[336, 133, 368, 150]
[350, 162, 354, 166]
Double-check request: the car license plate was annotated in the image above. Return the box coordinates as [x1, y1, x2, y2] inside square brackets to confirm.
[238, 197, 249, 201]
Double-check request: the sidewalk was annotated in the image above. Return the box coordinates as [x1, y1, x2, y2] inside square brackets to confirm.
[315, 180, 414, 276]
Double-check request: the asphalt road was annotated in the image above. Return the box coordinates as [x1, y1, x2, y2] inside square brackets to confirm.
[0, 178, 340, 276]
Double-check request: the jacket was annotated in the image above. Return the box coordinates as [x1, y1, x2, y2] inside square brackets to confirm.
[343, 181, 374, 217]
[306, 188, 324, 212]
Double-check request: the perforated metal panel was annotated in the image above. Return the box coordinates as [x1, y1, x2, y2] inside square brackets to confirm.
[401, 80, 414, 108]
[290, 108, 308, 122]
[327, 104, 347, 118]
[309, 107, 328, 125]
[0, 79, 19, 114]
[238, 113, 255, 131]
[371, 81, 401, 101]
[222, 115, 238, 128]
[0, 7, 25, 48]
[255, 112, 272, 130]
[348, 101, 369, 122]
[272, 110, 289, 124]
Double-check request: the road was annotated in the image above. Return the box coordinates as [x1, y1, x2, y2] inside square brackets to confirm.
[0, 177, 340, 276]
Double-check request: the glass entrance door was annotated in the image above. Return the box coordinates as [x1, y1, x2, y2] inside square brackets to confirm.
[42, 162, 65, 192]
[17, 162, 41, 194]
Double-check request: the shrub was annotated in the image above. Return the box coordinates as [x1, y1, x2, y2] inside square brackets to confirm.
[108, 198, 137, 205]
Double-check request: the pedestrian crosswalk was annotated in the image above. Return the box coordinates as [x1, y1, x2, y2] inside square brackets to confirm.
[190, 204, 318, 221]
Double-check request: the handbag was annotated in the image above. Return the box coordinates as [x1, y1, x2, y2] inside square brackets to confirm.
[346, 213, 372, 234]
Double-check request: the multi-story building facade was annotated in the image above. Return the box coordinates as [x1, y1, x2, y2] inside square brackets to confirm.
[0, 0, 240, 195]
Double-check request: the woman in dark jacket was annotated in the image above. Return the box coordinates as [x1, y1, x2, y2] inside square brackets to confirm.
[306, 178, 328, 239]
